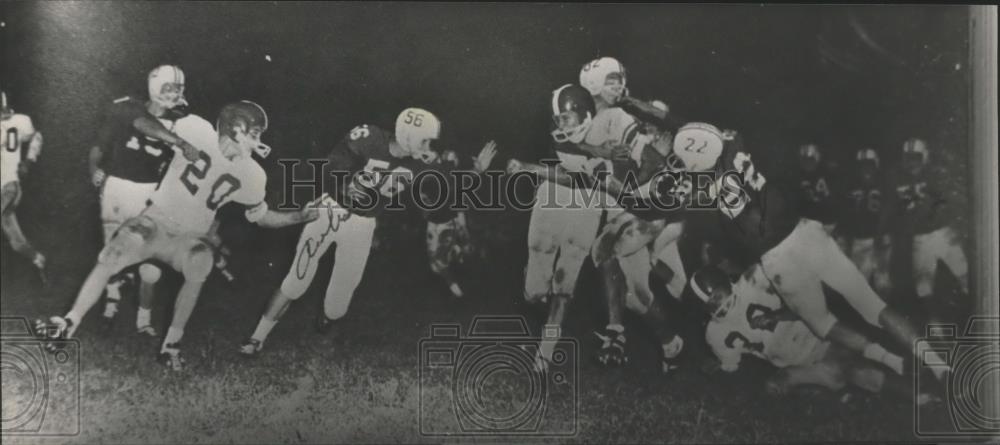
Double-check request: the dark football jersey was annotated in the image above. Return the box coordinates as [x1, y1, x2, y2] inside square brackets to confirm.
[885, 165, 955, 235]
[792, 164, 838, 224]
[707, 135, 800, 264]
[838, 172, 885, 239]
[323, 124, 431, 218]
[94, 97, 176, 183]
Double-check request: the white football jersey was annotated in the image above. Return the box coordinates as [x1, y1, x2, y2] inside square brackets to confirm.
[705, 277, 827, 371]
[554, 107, 643, 175]
[1, 114, 36, 186]
[148, 114, 267, 234]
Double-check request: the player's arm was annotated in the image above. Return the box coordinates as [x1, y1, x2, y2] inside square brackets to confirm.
[132, 115, 200, 161]
[247, 193, 326, 228]
[505, 158, 579, 188]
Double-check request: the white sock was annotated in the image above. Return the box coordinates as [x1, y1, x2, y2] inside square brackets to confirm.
[606, 324, 625, 334]
[162, 327, 184, 350]
[136, 308, 151, 328]
[251, 318, 278, 342]
[106, 281, 123, 302]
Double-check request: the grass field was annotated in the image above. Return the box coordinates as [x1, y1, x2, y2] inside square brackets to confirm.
[1, 220, 957, 444]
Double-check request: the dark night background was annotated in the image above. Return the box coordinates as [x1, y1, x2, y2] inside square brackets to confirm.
[0, 1, 972, 293]
[0, 3, 978, 443]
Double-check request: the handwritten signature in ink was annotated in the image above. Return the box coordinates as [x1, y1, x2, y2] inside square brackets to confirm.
[295, 202, 352, 280]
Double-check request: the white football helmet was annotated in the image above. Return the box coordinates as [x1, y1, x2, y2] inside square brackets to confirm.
[579, 57, 627, 97]
[856, 147, 880, 169]
[672, 123, 725, 172]
[902, 137, 929, 164]
[395, 108, 441, 160]
[148, 65, 187, 109]
[798, 143, 821, 162]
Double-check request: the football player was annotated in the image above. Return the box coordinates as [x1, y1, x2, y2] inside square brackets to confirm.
[662, 126, 949, 381]
[506, 82, 650, 369]
[1, 90, 46, 282]
[836, 148, 892, 295]
[693, 266, 936, 404]
[577, 57, 692, 372]
[39, 101, 320, 370]
[588, 121, 693, 373]
[89, 65, 197, 336]
[791, 143, 839, 231]
[418, 143, 497, 299]
[885, 137, 968, 322]
[239, 108, 458, 356]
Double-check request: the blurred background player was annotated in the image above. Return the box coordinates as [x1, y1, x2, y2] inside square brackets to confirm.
[693, 266, 936, 405]
[41, 101, 319, 370]
[1, 90, 46, 283]
[89, 65, 195, 336]
[836, 148, 892, 296]
[417, 142, 497, 299]
[240, 108, 447, 356]
[885, 137, 969, 324]
[791, 143, 839, 232]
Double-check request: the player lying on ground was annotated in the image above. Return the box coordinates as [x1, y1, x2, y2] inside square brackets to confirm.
[692, 265, 937, 405]
[90, 65, 198, 337]
[662, 124, 949, 381]
[240, 108, 493, 356]
[38, 101, 321, 370]
[1, 90, 46, 283]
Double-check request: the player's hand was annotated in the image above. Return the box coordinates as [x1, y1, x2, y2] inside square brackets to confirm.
[178, 140, 201, 162]
[441, 149, 459, 166]
[474, 140, 498, 173]
[506, 158, 525, 174]
[299, 193, 329, 223]
[721, 129, 738, 141]
[91, 168, 107, 188]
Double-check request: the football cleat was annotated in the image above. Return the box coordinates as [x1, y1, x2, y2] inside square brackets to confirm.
[34, 316, 73, 352]
[532, 348, 551, 373]
[158, 343, 185, 372]
[594, 328, 628, 367]
[238, 338, 264, 357]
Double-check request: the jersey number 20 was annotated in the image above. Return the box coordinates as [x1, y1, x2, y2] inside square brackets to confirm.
[180, 151, 242, 210]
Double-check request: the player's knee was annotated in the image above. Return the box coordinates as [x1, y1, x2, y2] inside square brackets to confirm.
[181, 243, 214, 283]
[138, 263, 162, 283]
